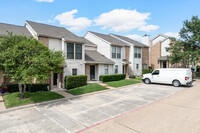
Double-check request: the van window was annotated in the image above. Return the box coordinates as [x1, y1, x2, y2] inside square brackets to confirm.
[152, 70, 159, 75]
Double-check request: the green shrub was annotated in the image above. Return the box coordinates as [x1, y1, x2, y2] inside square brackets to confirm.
[196, 72, 200, 77]
[129, 75, 136, 79]
[7, 84, 19, 93]
[7, 84, 49, 93]
[27, 84, 49, 92]
[65, 75, 87, 89]
[142, 69, 153, 75]
[99, 74, 126, 82]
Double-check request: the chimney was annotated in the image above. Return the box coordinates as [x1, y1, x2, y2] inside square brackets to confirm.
[141, 34, 150, 46]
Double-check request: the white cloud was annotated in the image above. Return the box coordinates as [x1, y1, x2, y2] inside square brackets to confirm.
[36, 0, 54, 2]
[164, 32, 180, 39]
[126, 34, 143, 42]
[94, 9, 159, 32]
[138, 25, 159, 32]
[54, 9, 92, 31]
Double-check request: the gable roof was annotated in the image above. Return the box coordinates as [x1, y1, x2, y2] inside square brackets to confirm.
[85, 50, 115, 64]
[26, 20, 84, 43]
[110, 34, 148, 47]
[151, 34, 169, 41]
[89, 31, 129, 47]
[0, 23, 32, 37]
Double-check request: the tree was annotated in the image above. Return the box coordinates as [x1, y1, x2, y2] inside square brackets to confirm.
[0, 33, 65, 99]
[169, 16, 200, 68]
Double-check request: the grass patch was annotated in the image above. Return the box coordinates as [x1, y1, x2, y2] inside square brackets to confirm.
[134, 77, 142, 81]
[67, 83, 108, 95]
[3, 92, 64, 108]
[105, 79, 141, 87]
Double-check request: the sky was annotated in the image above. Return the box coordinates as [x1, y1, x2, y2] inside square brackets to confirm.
[1, 0, 200, 41]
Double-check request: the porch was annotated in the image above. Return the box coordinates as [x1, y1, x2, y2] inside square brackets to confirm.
[158, 56, 169, 68]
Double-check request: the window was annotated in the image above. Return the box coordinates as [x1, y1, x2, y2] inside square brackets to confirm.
[67, 43, 82, 59]
[117, 47, 121, 58]
[115, 65, 118, 74]
[152, 70, 159, 75]
[136, 64, 139, 70]
[166, 47, 170, 52]
[67, 43, 74, 59]
[76, 44, 82, 59]
[142, 64, 147, 69]
[105, 65, 108, 74]
[134, 47, 141, 58]
[112, 46, 116, 58]
[112, 46, 121, 59]
[72, 69, 77, 75]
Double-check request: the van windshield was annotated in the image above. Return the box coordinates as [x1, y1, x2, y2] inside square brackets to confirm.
[152, 70, 159, 75]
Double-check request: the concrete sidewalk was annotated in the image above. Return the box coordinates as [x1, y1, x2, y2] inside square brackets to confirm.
[82, 80, 200, 133]
[0, 95, 6, 110]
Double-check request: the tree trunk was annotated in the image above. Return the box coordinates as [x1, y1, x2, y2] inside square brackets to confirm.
[18, 83, 26, 99]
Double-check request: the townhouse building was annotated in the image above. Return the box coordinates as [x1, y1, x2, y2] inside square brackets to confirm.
[84, 31, 131, 77]
[0, 21, 114, 89]
[0, 21, 150, 89]
[150, 34, 172, 69]
[110, 34, 149, 76]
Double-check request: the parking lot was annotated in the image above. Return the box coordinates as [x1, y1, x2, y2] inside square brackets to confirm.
[0, 83, 190, 133]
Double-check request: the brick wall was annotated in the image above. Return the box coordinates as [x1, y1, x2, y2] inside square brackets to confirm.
[85, 64, 90, 81]
[38, 37, 49, 47]
[150, 41, 161, 69]
[142, 47, 149, 67]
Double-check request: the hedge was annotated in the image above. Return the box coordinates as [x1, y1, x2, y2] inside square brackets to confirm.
[196, 72, 200, 77]
[65, 75, 87, 89]
[99, 74, 126, 82]
[142, 69, 153, 75]
[7, 84, 49, 93]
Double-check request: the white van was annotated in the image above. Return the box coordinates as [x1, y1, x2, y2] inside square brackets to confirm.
[142, 68, 193, 87]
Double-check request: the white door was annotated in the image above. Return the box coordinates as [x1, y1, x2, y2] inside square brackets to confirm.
[151, 70, 160, 83]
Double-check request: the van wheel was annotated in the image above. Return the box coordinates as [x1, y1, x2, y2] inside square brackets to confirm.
[144, 78, 151, 84]
[173, 80, 180, 87]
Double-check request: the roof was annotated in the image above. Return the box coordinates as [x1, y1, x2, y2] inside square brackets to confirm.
[82, 38, 97, 46]
[89, 31, 129, 47]
[26, 20, 84, 43]
[123, 59, 131, 64]
[0, 23, 32, 37]
[85, 50, 115, 64]
[110, 34, 148, 47]
[157, 56, 169, 61]
[151, 34, 169, 41]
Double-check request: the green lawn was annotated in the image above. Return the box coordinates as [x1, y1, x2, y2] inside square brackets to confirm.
[3, 91, 64, 108]
[132, 77, 142, 81]
[67, 83, 108, 95]
[105, 79, 141, 87]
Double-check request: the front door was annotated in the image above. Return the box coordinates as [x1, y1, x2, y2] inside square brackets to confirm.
[53, 73, 58, 85]
[163, 61, 167, 68]
[90, 65, 95, 80]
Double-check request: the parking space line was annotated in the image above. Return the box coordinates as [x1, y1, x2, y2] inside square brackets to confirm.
[34, 107, 72, 133]
[68, 99, 113, 118]
[77, 86, 189, 133]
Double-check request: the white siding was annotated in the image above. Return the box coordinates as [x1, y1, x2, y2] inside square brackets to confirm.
[85, 46, 97, 51]
[64, 43, 85, 76]
[85, 32, 111, 58]
[152, 36, 166, 46]
[97, 64, 113, 80]
[129, 46, 142, 76]
[161, 39, 170, 56]
[49, 38, 62, 51]
[64, 60, 85, 76]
